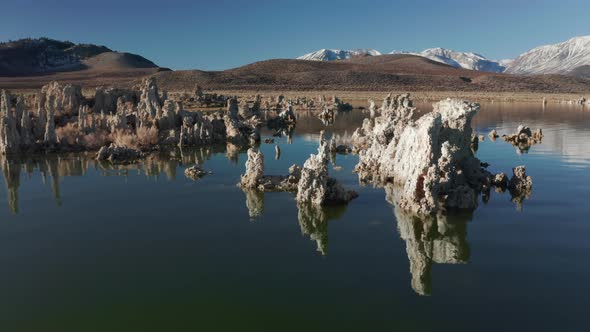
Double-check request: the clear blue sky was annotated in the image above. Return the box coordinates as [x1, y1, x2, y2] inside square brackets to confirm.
[1, 0, 589, 70]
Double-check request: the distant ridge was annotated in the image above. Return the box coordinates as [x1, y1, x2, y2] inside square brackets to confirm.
[505, 36, 590, 75]
[297, 36, 590, 77]
[0, 37, 161, 77]
[297, 49, 382, 61]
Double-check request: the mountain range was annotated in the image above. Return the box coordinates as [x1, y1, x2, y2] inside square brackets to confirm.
[2, 36, 590, 93]
[297, 49, 382, 61]
[297, 36, 590, 77]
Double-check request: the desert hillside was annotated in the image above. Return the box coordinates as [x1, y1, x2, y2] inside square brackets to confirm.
[153, 54, 590, 93]
[0, 38, 167, 89]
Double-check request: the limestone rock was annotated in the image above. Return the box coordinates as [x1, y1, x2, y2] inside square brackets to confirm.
[491, 172, 508, 189]
[96, 144, 141, 163]
[354, 95, 493, 214]
[508, 166, 533, 209]
[502, 125, 543, 152]
[137, 77, 163, 117]
[184, 165, 211, 180]
[94, 87, 135, 114]
[239, 147, 264, 189]
[488, 129, 499, 140]
[39, 81, 82, 115]
[227, 98, 239, 119]
[296, 132, 357, 206]
[0, 90, 21, 154]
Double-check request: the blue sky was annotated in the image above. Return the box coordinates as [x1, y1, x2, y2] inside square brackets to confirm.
[1, 0, 589, 70]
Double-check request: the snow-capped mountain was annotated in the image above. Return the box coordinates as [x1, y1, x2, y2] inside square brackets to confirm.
[297, 49, 382, 61]
[505, 36, 590, 75]
[391, 48, 506, 73]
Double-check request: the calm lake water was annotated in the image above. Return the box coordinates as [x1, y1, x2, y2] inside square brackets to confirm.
[1, 103, 589, 331]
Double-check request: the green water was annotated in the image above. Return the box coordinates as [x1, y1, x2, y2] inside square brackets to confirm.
[1, 104, 589, 331]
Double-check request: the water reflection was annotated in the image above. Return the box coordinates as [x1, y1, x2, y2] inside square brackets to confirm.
[0, 146, 226, 214]
[386, 185, 471, 296]
[297, 203, 347, 256]
[241, 184, 347, 255]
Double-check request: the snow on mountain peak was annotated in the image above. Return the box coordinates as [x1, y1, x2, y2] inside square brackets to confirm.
[389, 48, 507, 73]
[505, 35, 590, 75]
[297, 49, 382, 61]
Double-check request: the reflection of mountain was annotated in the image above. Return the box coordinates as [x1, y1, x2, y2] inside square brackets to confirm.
[386, 185, 471, 296]
[0, 146, 226, 213]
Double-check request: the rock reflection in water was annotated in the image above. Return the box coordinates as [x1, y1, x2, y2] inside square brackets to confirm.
[239, 184, 346, 255]
[386, 185, 471, 296]
[0, 145, 226, 213]
[242, 188, 265, 220]
[297, 203, 347, 256]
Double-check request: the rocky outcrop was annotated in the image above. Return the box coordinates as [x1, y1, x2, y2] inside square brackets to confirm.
[502, 125, 543, 152]
[137, 77, 163, 117]
[96, 144, 141, 163]
[19, 98, 33, 147]
[353, 95, 492, 214]
[39, 81, 83, 115]
[318, 105, 335, 124]
[44, 96, 58, 145]
[488, 129, 499, 140]
[239, 148, 264, 189]
[178, 112, 226, 147]
[238, 147, 302, 192]
[227, 98, 238, 119]
[508, 166, 533, 209]
[269, 104, 297, 127]
[0, 90, 21, 154]
[94, 87, 135, 114]
[159, 100, 179, 130]
[296, 132, 357, 206]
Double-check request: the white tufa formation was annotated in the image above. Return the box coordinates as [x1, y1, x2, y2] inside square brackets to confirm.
[296, 131, 357, 206]
[239, 147, 264, 189]
[353, 95, 498, 214]
[39, 81, 83, 115]
[44, 96, 58, 145]
[138, 77, 164, 117]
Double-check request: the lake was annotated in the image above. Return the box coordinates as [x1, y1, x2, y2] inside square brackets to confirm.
[1, 103, 589, 331]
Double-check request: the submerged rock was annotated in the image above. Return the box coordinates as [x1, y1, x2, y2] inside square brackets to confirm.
[184, 165, 211, 180]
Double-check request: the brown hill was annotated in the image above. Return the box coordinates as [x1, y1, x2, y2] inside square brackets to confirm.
[153, 54, 590, 93]
[0, 38, 167, 89]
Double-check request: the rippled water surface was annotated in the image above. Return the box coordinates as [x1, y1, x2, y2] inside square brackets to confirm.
[1, 103, 589, 331]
